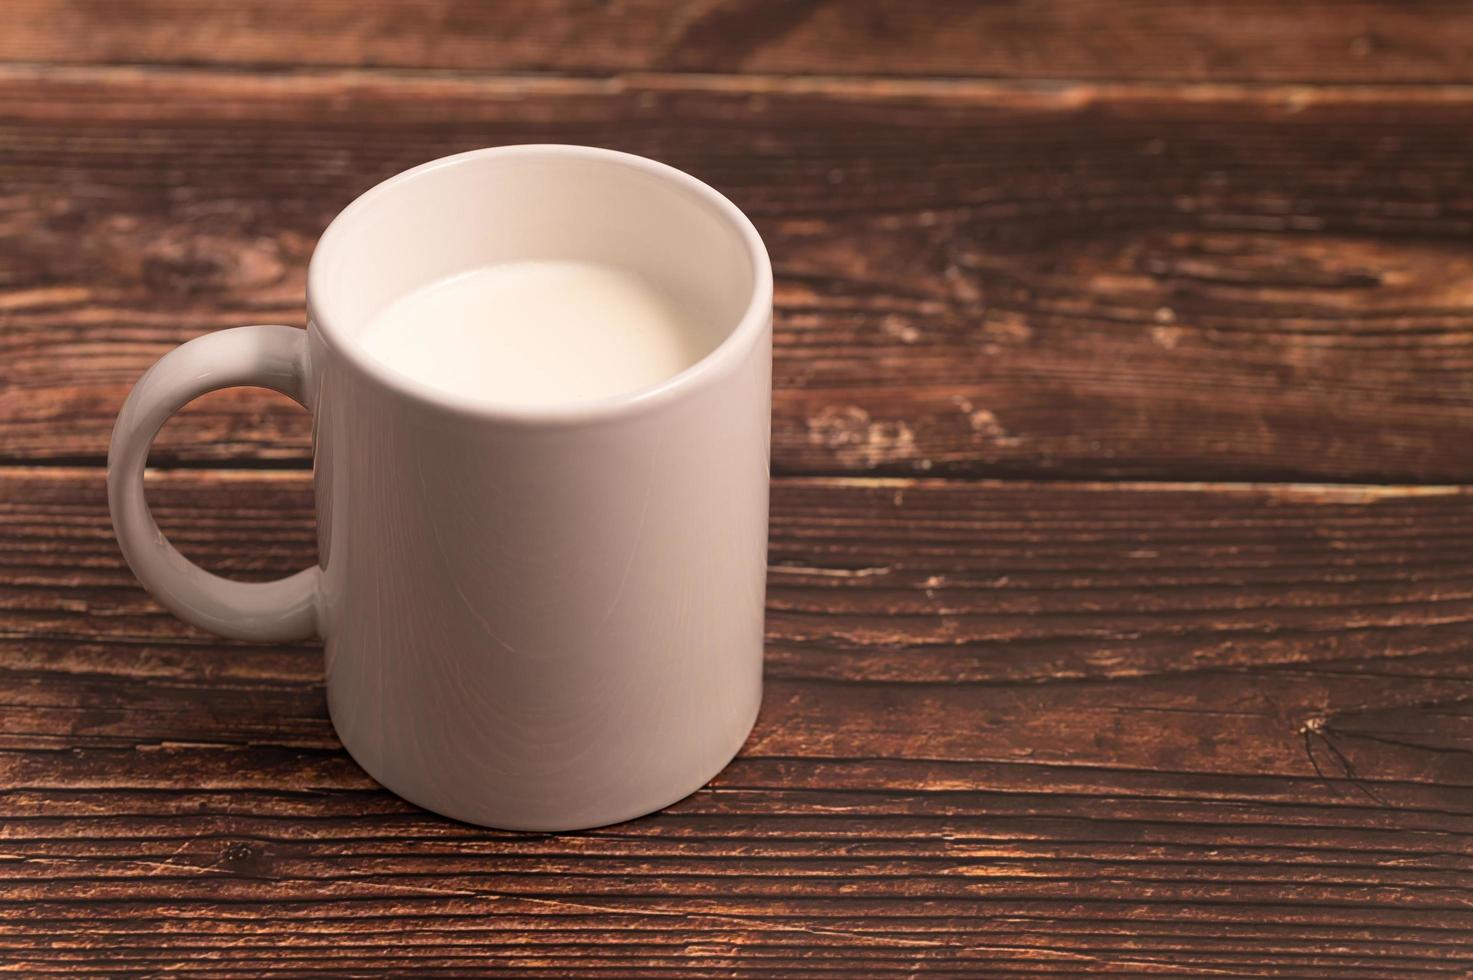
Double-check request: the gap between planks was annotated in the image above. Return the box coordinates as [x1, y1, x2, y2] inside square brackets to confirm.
[8, 456, 1473, 491]
[10, 61, 1473, 107]
[1, 464, 1467, 504]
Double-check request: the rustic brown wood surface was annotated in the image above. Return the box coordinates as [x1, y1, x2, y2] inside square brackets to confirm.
[9, 68, 1473, 481]
[4, 468, 1473, 976]
[6, 0, 1473, 83]
[2, 3, 1472, 976]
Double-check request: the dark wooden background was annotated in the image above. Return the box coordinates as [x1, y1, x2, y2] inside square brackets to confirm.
[4, 2, 1473, 976]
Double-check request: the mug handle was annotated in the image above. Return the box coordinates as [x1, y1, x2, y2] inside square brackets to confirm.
[107, 324, 320, 642]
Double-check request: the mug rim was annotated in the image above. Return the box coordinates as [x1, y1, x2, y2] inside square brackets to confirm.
[306, 144, 774, 425]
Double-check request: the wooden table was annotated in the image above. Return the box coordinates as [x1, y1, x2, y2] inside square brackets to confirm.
[4, 3, 1473, 975]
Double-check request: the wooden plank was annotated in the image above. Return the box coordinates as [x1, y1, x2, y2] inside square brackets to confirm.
[7, 69, 1473, 481]
[1, 466, 1470, 974]
[4, 0, 1473, 85]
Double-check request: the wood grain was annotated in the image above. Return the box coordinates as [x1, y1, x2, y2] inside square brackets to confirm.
[2, 466, 1471, 975]
[6, 2, 1471, 974]
[4, 0, 1473, 84]
[7, 67, 1473, 481]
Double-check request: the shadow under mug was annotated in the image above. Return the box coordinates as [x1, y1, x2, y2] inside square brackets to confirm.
[108, 145, 774, 831]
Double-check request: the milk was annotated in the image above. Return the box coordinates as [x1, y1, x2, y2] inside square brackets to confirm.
[359, 260, 710, 407]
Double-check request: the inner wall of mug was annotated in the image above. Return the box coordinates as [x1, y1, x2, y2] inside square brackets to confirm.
[311, 148, 757, 371]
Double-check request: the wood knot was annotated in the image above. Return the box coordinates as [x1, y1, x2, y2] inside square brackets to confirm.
[807, 405, 917, 466]
[219, 840, 269, 875]
[141, 232, 286, 294]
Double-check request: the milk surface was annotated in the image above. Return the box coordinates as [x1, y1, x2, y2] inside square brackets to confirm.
[360, 261, 708, 406]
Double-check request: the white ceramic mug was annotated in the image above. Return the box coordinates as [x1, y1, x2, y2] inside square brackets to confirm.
[108, 146, 773, 831]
